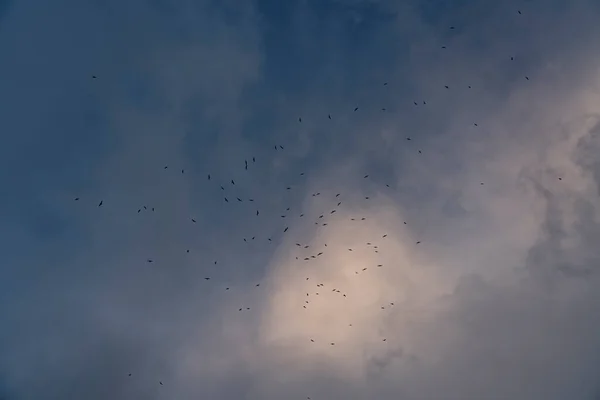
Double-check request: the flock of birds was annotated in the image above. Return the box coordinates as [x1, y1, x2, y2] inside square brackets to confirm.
[78, 9, 542, 392]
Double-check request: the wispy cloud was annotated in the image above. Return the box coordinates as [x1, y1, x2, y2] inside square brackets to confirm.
[2, 0, 600, 399]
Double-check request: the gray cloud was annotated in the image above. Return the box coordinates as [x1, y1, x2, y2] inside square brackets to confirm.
[2, 0, 600, 399]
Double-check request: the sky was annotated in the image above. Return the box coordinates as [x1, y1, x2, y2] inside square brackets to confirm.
[2, 0, 600, 398]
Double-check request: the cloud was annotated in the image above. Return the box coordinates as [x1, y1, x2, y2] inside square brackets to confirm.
[2, 0, 600, 399]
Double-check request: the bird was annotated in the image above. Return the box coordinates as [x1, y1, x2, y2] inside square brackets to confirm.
[328, 114, 332, 119]
[74, 197, 79, 201]
[98, 200, 103, 207]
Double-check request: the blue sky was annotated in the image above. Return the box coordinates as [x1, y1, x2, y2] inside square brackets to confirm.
[2, 0, 600, 399]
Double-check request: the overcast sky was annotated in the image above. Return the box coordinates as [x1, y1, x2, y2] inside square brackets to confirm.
[2, 0, 600, 399]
